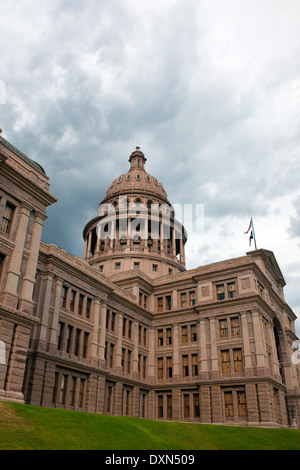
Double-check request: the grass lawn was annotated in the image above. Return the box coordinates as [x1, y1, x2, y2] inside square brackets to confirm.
[0, 401, 299, 450]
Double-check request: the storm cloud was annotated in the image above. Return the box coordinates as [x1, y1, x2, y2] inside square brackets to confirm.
[1, 0, 300, 332]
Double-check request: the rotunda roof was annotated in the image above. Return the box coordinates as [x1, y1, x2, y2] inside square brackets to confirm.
[101, 147, 170, 205]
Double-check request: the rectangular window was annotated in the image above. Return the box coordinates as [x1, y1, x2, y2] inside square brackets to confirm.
[193, 394, 200, 418]
[69, 377, 76, 406]
[219, 319, 228, 337]
[52, 372, 59, 403]
[61, 286, 68, 308]
[128, 320, 132, 339]
[191, 324, 197, 342]
[157, 297, 163, 312]
[192, 354, 198, 376]
[221, 350, 231, 374]
[86, 298, 92, 319]
[183, 394, 190, 418]
[74, 329, 81, 356]
[0, 202, 15, 234]
[181, 326, 188, 343]
[231, 317, 240, 336]
[167, 395, 172, 419]
[228, 282, 236, 298]
[180, 292, 187, 308]
[157, 358, 163, 379]
[216, 284, 225, 300]
[70, 290, 76, 312]
[167, 357, 172, 378]
[78, 294, 84, 315]
[59, 374, 67, 405]
[152, 264, 158, 272]
[82, 332, 89, 359]
[57, 322, 64, 350]
[183, 355, 189, 377]
[158, 329, 164, 346]
[109, 344, 114, 368]
[78, 379, 85, 408]
[127, 350, 131, 373]
[189, 291, 196, 306]
[111, 312, 116, 332]
[166, 328, 172, 345]
[134, 262, 140, 270]
[106, 385, 113, 412]
[224, 391, 234, 417]
[65, 325, 73, 353]
[166, 295, 172, 310]
[158, 395, 164, 418]
[115, 262, 121, 270]
[123, 318, 127, 336]
[121, 348, 125, 369]
[237, 391, 247, 416]
[233, 349, 243, 372]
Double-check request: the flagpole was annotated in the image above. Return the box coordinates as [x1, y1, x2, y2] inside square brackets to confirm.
[251, 217, 257, 250]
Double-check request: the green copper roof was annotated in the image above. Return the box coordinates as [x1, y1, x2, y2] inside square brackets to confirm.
[1, 136, 46, 174]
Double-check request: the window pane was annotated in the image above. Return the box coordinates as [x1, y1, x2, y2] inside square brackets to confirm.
[221, 350, 230, 373]
[224, 392, 234, 417]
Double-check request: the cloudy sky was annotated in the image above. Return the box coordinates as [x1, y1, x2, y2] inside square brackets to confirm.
[1, 0, 300, 334]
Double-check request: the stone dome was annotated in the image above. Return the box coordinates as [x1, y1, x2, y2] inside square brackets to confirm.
[101, 147, 170, 206]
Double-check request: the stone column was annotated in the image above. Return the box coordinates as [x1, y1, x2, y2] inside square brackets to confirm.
[173, 325, 180, 378]
[115, 313, 123, 371]
[241, 312, 254, 376]
[210, 317, 219, 379]
[199, 318, 209, 379]
[132, 321, 139, 377]
[148, 328, 156, 381]
[252, 310, 268, 375]
[36, 273, 53, 350]
[90, 298, 100, 366]
[87, 231, 92, 258]
[19, 212, 45, 314]
[48, 277, 63, 353]
[2, 203, 31, 309]
[84, 237, 88, 260]
[99, 302, 107, 365]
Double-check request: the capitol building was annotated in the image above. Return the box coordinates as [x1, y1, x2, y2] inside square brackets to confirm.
[0, 133, 299, 427]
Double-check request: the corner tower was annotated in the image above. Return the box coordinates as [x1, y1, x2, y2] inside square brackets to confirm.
[83, 145, 187, 278]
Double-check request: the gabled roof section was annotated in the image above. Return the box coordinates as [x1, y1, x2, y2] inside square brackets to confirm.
[0, 136, 46, 174]
[247, 248, 286, 286]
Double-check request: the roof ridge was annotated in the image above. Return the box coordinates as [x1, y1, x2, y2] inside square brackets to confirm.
[0, 136, 46, 174]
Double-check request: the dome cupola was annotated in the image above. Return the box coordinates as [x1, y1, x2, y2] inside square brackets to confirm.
[83, 145, 187, 278]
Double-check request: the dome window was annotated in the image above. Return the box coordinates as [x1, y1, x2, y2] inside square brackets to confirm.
[136, 174, 141, 180]
[146, 176, 151, 182]
[155, 179, 159, 185]
[117, 177, 122, 183]
[126, 174, 131, 181]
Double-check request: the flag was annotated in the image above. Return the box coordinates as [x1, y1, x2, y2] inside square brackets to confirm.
[249, 230, 254, 246]
[244, 218, 253, 234]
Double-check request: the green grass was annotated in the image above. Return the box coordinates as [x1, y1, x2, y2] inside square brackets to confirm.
[0, 402, 299, 450]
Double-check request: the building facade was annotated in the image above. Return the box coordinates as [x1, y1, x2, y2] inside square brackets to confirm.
[0, 133, 299, 428]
